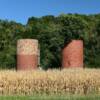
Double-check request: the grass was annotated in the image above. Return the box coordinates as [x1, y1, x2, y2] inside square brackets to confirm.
[0, 95, 100, 100]
[0, 68, 100, 99]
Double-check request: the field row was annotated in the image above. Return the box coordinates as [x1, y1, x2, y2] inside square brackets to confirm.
[0, 68, 100, 95]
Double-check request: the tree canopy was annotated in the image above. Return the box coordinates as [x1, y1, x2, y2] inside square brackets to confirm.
[0, 14, 100, 69]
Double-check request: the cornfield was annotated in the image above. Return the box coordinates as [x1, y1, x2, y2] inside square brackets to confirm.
[0, 68, 100, 95]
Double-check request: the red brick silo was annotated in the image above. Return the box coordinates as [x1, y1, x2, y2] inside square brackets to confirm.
[62, 40, 83, 68]
[17, 39, 39, 70]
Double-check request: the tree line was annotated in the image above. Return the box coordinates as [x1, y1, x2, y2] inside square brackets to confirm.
[0, 13, 100, 69]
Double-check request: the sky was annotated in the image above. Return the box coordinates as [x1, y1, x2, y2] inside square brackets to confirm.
[0, 0, 100, 24]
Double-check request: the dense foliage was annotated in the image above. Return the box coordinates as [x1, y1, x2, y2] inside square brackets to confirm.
[0, 14, 100, 69]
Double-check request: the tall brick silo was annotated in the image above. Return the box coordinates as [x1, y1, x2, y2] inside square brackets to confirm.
[17, 39, 39, 70]
[62, 40, 83, 68]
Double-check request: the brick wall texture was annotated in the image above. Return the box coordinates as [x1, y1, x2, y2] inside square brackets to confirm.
[62, 40, 83, 68]
[17, 39, 38, 70]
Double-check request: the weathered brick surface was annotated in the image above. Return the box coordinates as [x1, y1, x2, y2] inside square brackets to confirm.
[17, 55, 38, 70]
[17, 39, 38, 70]
[62, 40, 83, 68]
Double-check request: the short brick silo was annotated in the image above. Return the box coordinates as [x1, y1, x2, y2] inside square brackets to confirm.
[62, 40, 83, 68]
[17, 39, 39, 70]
